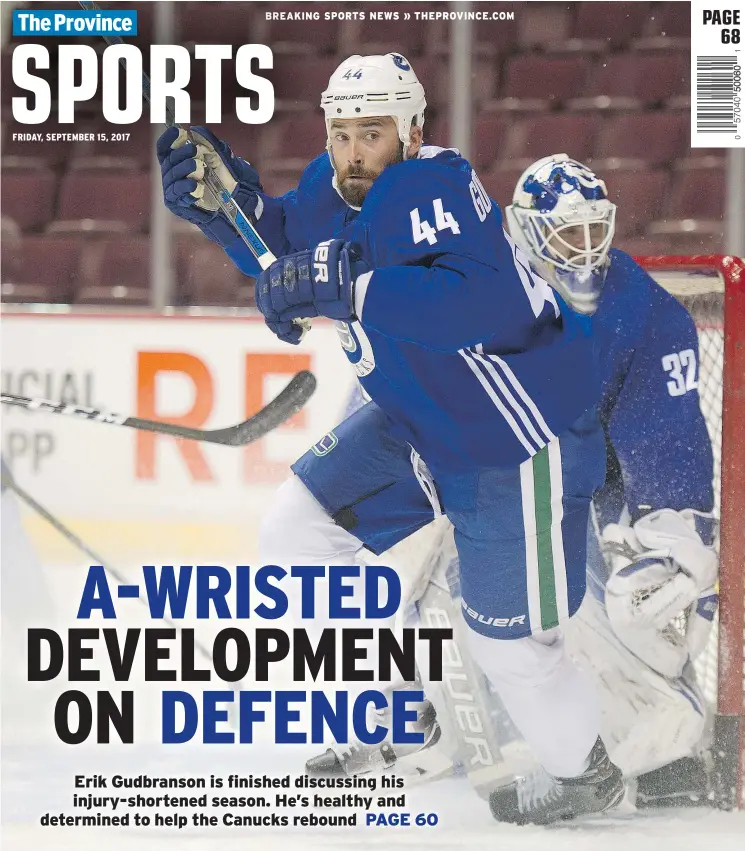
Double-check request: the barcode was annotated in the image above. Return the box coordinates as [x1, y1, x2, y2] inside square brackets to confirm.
[696, 55, 738, 133]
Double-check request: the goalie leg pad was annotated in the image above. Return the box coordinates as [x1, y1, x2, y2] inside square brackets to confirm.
[565, 591, 708, 777]
[259, 473, 376, 642]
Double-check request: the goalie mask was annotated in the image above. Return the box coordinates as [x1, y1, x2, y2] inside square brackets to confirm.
[505, 155, 616, 315]
[321, 53, 427, 162]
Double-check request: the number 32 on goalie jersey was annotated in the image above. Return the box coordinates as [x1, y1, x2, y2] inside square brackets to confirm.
[662, 349, 699, 397]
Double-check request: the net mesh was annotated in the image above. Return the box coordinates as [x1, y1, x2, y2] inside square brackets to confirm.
[639, 257, 745, 808]
[646, 264, 725, 708]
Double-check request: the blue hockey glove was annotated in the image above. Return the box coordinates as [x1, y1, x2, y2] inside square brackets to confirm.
[156, 126, 263, 246]
[256, 240, 369, 344]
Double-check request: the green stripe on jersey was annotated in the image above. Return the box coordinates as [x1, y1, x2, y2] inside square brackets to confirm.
[532, 446, 559, 630]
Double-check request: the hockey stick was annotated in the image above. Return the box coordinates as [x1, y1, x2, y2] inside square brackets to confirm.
[77, 0, 311, 334]
[1, 467, 248, 718]
[0, 370, 316, 446]
[78, 1, 274, 271]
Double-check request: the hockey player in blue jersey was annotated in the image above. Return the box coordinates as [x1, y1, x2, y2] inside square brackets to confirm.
[338, 154, 720, 816]
[296, 155, 721, 818]
[316, 155, 721, 817]
[157, 55, 624, 824]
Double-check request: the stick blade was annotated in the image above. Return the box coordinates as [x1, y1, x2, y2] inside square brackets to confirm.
[207, 370, 317, 446]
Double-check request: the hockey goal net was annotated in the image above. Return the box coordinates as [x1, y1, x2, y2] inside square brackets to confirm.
[637, 255, 745, 807]
[388, 255, 745, 807]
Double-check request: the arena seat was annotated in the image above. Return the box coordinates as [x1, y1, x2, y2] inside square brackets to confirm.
[73, 235, 152, 305]
[430, 114, 510, 170]
[411, 56, 498, 110]
[645, 222, 724, 253]
[478, 169, 525, 212]
[633, 2, 690, 50]
[69, 120, 156, 170]
[607, 169, 669, 236]
[517, 3, 572, 51]
[470, 9, 520, 57]
[1, 170, 57, 232]
[593, 111, 688, 167]
[1, 235, 82, 303]
[179, 1, 255, 45]
[51, 172, 151, 234]
[268, 56, 341, 110]
[176, 239, 255, 306]
[569, 52, 689, 110]
[2, 3, 722, 307]
[261, 114, 327, 168]
[2, 121, 73, 169]
[496, 113, 602, 170]
[489, 55, 592, 111]
[665, 166, 726, 219]
[570, 2, 650, 49]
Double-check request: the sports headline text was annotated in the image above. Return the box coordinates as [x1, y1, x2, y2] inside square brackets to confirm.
[26, 564, 453, 746]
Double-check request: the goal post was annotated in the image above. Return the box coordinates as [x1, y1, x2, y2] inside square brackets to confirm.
[638, 255, 745, 808]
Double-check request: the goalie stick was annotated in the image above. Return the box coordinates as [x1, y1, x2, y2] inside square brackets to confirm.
[77, 0, 311, 335]
[1, 466, 248, 721]
[0, 370, 316, 446]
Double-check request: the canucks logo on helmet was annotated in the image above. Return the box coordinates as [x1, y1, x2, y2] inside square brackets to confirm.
[505, 155, 617, 315]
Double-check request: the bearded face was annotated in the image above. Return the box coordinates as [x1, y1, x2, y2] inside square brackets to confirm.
[328, 116, 411, 207]
[335, 145, 404, 206]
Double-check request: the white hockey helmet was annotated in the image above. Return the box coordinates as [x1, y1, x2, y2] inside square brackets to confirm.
[505, 154, 616, 314]
[321, 53, 426, 153]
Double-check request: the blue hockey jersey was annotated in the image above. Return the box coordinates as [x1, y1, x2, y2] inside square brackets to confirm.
[225, 147, 600, 472]
[590, 249, 714, 527]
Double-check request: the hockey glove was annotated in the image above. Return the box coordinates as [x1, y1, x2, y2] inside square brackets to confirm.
[157, 126, 263, 246]
[602, 509, 718, 678]
[255, 240, 369, 344]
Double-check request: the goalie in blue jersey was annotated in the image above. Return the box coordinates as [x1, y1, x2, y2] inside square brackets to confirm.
[157, 55, 623, 825]
[502, 155, 719, 810]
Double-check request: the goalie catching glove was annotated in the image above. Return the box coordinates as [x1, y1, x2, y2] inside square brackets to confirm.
[255, 239, 370, 344]
[157, 126, 263, 247]
[601, 509, 718, 679]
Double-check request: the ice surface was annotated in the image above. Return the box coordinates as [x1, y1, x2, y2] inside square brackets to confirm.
[4, 557, 745, 851]
[3, 774, 745, 851]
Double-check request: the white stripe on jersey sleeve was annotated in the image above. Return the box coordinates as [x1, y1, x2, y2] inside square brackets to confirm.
[488, 355, 557, 444]
[459, 349, 541, 456]
[471, 351, 548, 451]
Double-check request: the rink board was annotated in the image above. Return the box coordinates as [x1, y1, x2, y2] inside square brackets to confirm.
[1, 313, 355, 560]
